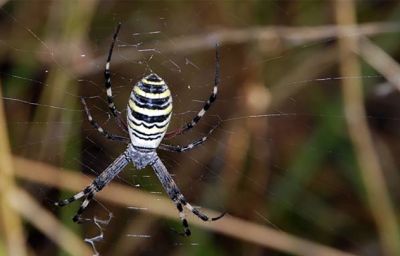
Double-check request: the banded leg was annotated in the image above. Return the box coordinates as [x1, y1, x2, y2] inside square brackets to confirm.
[176, 202, 191, 236]
[55, 182, 100, 223]
[81, 97, 129, 143]
[104, 22, 129, 131]
[164, 43, 220, 139]
[151, 156, 225, 236]
[159, 123, 219, 153]
[178, 195, 225, 222]
[55, 150, 131, 222]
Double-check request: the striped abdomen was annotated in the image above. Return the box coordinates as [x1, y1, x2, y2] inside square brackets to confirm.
[127, 73, 172, 149]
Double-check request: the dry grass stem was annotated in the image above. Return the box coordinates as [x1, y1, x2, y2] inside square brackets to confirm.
[28, 0, 97, 159]
[0, 0, 9, 8]
[356, 36, 400, 92]
[111, 215, 157, 255]
[76, 22, 400, 76]
[0, 84, 28, 256]
[14, 156, 356, 256]
[270, 46, 337, 108]
[7, 187, 92, 256]
[335, 1, 400, 255]
[1, 86, 90, 255]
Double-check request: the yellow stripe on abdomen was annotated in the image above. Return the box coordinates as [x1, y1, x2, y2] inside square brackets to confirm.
[141, 77, 165, 86]
[128, 99, 172, 116]
[133, 86, 171, 99]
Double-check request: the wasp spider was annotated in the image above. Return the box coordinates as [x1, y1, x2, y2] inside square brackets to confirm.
[55, 23, 224, 236]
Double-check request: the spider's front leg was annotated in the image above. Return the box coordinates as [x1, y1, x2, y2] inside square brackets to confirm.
[164, 43, 220, 140]
[159, 122, 220, 153]
[151, 155, 225, 236]
[55, 149, 132, 222]
[81, 97, 129, 143]
[103, 22, 129, 132]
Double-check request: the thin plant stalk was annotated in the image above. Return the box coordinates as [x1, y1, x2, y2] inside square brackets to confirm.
[335, 1, 400, 255]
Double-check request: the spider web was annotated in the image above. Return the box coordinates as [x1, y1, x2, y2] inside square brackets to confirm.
[2, 1, 400, 256]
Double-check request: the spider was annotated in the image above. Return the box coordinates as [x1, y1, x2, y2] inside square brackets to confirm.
[55, 23, 224, 236]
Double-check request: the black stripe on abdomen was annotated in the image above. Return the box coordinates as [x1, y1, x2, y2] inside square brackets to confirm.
[131, 111, 170, 124]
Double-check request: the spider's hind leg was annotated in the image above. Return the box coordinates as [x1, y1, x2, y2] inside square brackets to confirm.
[55, 186, 91, 207]
[151, 156, 225, 236]
[55, 184, 97, 223]
[178, 196, 225, 222]
[55, 150, 131, 223]
[175, 202, 191, 236]
[73, 194, 95, 223]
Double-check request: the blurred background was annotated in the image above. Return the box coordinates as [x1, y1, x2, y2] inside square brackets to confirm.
[1, 1, 400, 255]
